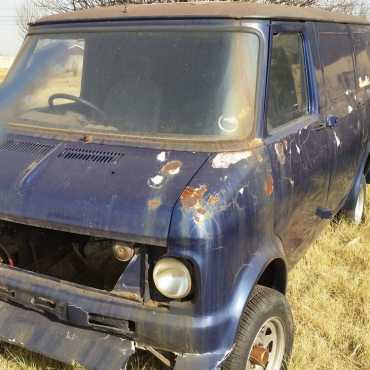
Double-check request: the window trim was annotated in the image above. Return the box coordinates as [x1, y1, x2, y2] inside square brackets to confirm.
[264, 23, 315, 137]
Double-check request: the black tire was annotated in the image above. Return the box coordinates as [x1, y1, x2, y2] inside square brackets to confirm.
[344, 175, 367, 225]
[223, 285, 294, 370]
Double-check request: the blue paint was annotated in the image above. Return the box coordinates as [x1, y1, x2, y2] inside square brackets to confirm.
[0, 15, 368, 370]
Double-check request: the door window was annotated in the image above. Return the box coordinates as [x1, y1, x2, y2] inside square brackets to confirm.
[318, 32, 356, 104]
[267, 33, 308, 131]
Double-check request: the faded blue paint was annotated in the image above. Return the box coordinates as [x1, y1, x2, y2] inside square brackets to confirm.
[0, 16, 368, 370]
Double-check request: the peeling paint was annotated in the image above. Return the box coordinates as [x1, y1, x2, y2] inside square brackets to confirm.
[148, 175, 165, 188]
[208, 194, 220, 206]
[181, 185, 208, 209]
[264, 175, 274, 197]
[246, 137, 264, 149]
[359, 75, 370, 88]
[157, 152, 166, 162]
[161, 160, 182, 176]
[212, 152, 252, 169]
[66, 331, 77, 340]
[148, 198, 161, 211]
[348, 105, 353, 114]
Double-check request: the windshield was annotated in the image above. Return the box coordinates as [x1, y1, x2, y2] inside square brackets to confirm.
[0, 31, 259, 142]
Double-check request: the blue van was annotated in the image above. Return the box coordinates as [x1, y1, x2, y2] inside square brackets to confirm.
[0, 3, 368, 370]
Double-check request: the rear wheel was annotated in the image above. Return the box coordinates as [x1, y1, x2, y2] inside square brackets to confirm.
[223, 285, 294, 370]
[344, 175, 366, 225]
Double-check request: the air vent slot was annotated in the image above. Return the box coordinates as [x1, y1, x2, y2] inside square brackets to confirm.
[58, 147, 123, 164]
[0, 140, 54, 156]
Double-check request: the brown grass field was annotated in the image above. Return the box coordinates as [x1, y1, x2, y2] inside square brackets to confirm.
[0, 70, 369, 369]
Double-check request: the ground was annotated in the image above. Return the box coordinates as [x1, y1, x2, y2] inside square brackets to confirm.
[0, 71, 369, 370]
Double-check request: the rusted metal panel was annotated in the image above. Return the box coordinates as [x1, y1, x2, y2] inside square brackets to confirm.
[0, 300, 134, 370]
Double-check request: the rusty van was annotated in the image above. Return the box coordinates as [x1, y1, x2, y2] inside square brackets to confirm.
[0, 3, 368, 370]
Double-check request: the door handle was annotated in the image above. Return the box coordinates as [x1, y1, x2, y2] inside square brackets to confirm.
[312, 115, 338, 131]
[325, 115, 338, 128]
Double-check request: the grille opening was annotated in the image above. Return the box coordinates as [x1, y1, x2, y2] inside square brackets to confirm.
[58, 147, 123, 164]
[0, 140, 54, 156]
[89, 313, 134, 333]
[0, 220, 130, 292]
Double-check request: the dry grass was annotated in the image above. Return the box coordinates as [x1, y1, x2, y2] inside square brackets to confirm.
[288, 189, 370, 370]
[0, 69, 369, 369]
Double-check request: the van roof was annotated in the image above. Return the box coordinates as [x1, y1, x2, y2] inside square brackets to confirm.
[33, 2, 370, 27]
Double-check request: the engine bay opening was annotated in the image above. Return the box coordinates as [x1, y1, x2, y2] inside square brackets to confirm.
[0, 219, 140, 291]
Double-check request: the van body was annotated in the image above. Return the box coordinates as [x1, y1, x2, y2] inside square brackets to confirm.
[0, 3, 368, 370]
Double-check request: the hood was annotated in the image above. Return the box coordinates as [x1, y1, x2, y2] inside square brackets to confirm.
[0, 134, 209, 245]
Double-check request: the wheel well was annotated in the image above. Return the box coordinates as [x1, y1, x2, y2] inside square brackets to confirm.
[257, 259, 287, 295]
[365, 154, 370, 184]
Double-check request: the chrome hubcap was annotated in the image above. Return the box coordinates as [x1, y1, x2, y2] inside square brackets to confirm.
[246, 318, 285, 370]
[354, 187, 365, 224]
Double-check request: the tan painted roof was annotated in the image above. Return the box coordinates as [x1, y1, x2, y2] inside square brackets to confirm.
[33, 3, 370, 26]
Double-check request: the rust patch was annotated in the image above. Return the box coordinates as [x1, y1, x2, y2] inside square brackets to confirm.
[160, 160, 182, 176]
[81, 135, 93, 144]
[148, 198, 161, 211]
[208, 194, 220, 206]
[197, 207, 207, 215]
[181, 185, 208, 209]
[265, 175, 274, 197]
[246, 137, 264, 150]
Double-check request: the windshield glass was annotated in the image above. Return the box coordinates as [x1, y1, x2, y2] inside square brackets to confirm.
[0, 31, 259, 141]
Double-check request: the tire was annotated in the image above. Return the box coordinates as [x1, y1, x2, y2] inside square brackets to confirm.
[344, 175, 367, 225]
[223, 285, 294, 370]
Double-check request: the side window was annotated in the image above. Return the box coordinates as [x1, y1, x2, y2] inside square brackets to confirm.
[318, 32, 355, 104]
[267, 33, 308, 131]
[352, 27, 370, 94]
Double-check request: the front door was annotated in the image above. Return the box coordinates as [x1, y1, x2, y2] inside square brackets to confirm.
[265, 22, 331, 266]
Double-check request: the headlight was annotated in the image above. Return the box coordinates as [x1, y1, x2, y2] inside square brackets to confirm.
[153, 258, 192, 299]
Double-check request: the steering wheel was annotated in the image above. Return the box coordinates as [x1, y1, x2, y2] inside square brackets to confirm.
[48, 93, 106, 121]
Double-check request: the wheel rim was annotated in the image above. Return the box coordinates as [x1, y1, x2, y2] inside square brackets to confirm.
[246, 317, 285, 370]
[354, 186, 365, 224]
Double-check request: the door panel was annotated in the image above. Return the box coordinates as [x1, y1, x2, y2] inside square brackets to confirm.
[266, 22, 331, 267]
[351, 25, 370, 149]
[317, 23, 363, 211]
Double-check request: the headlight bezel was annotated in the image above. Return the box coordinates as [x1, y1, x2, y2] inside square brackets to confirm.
[152, 257, 193, 300]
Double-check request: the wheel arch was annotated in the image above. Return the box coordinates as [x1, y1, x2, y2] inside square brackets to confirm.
[365, 151, 370, 184]
[256, 257, 287, 295]
[344, 146, 370, 211]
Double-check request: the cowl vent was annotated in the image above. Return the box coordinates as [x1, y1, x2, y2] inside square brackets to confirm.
[0, 140, 54, 156]
[57, 147, 123, 164]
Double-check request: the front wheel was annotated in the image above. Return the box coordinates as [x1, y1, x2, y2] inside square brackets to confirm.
[223, 285, 294, 370]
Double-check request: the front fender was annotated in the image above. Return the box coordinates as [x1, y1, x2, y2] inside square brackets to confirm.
[172, 237, 287, 370]
[166, 147, 288, 356]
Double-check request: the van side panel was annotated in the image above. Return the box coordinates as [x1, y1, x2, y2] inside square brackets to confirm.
[350, 25, 370, 154]
[317, 23, 364, 212]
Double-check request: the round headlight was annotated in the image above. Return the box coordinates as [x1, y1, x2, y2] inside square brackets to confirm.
[153, 258, 192, 299]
